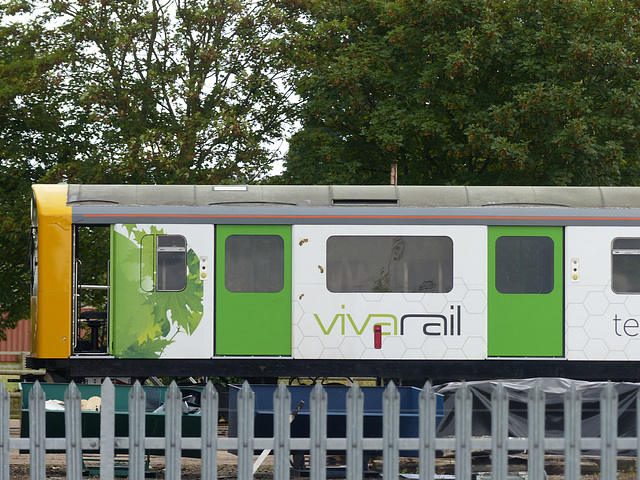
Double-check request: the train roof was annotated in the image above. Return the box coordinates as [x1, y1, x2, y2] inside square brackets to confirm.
[49, 184, 640, 209]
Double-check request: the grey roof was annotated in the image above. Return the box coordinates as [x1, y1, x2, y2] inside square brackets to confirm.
[65, 184, 640, 209]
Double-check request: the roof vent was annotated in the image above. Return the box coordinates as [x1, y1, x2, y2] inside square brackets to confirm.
[332, 199, 398, 206]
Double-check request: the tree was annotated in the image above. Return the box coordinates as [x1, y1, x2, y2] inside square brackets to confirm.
[0, 0, 297, 337]
[284, 0, 640, 186]
[0, 1, 73, 337]
[45, 0, 296, 184]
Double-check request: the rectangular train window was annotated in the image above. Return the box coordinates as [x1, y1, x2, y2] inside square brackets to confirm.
[225, 235, 284, 293]
[612, 238, 640, 294]
[156, 235, 187, 292]
[495, 236, 554, 294]
[326, 236, 453, 293]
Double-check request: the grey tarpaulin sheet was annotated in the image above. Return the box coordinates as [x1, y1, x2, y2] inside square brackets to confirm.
[433, 378, 640, 443]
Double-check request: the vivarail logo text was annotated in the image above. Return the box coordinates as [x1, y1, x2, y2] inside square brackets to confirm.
[314, 304, 462, 343]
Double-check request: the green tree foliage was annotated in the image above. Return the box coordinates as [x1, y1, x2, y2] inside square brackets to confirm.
[284, 0, 640, 186]
[48, 0, 295, 184]
[0, 1, 71, 336]
[0, 0, 295, 336]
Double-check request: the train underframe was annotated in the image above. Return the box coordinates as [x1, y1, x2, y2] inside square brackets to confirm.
[25, 357, 640, 384]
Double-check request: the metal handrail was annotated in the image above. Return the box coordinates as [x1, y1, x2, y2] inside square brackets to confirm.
[79, 285, 109, 290]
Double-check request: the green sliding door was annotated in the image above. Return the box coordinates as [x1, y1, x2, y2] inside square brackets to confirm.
[488, 226, 563, 357]
[215, 225, 291, 355]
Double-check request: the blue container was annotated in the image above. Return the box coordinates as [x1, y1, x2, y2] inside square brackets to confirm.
[229, 384, 444, 456]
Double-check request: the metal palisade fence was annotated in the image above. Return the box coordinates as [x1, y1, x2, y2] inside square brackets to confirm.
[1, 379, 638, 480]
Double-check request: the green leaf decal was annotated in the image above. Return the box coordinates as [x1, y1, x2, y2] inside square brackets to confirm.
[122, 336, 173, 359]
[112, 225, 204, 358]
[144, 248, 203, 335]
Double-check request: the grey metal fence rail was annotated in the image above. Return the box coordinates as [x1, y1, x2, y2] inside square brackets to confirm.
[1, 379, 637, 480]
[0, 351, 45, 377]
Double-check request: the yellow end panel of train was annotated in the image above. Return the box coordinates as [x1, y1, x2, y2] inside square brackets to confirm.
[31, 184, 72, 358]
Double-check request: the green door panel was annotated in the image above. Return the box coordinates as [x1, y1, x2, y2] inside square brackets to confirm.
[488, 226, 563, 357]
[215, 225, 292, 355]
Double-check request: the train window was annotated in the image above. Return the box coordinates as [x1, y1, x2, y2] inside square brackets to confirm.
[495, 236, 554, 294]
[326, 236, 453, 293]
[156, 235, 187, 292]
[225, 235, 284, 293]
[612, 238, 640, 293]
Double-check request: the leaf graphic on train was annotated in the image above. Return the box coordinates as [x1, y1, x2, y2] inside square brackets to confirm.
[121, 336, 172, 359]
[131, 225, 164, 245]
[113, 286, 175, 357]
[123, 224, 136, 238]
[119, 314, 172, 358]
[146, 248, 203, 335]
[131, 227, 146, 245]
[112, 227, 170, 358]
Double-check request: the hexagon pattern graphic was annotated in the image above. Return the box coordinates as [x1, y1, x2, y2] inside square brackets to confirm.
[583, 291, 609, 316]
[563, 226, 640, 361]
[463, 290, 487, 314]
[292, 224, 488, 360]
[565, 304, 589, 327]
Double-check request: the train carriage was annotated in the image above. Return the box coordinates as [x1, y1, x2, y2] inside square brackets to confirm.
[27, 184, 640, 382]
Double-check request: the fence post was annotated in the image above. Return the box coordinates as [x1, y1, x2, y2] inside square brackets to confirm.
[600, 381, 618, 480]
[455, 381, 472, 480]
[100, 378, 115, 480]
[29, 381, 46, 480]
[346, 382, 363, 480]
[491, 382, 508, 480]
[201, 381, 218, 480]
[65, 382, 83, 480]
[383, 381, 400, 480]
[527, 380, 545, 480]
[0, 382, 9, 480]
[419, 381, 436, 480]
[273, 382, 291, 480]
[564, 382, 581, 480]
[237, 381, 254, 480]
[129, 381, 146, 480]
[165, 381, 182, 480]
[310, 382, 327, 480]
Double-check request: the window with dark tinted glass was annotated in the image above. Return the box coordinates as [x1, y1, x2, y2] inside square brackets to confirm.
[612, 238, 640, 294]
[225, 235, 284, 293]
[495, 236, 554, 294]
[326, 236, 453, 293]
[156, 235, 187, 292]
